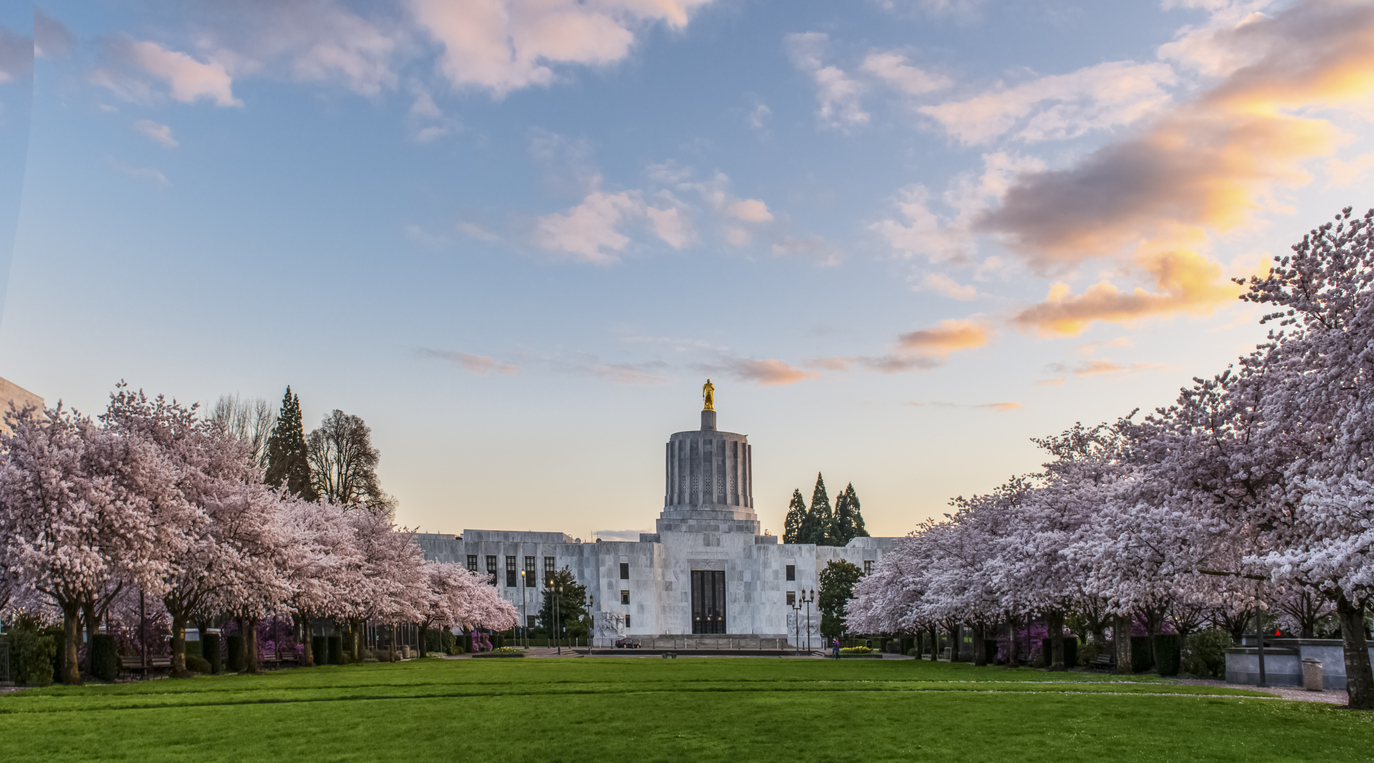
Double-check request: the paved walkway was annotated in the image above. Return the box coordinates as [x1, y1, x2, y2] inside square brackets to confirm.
[1170, 676, 1348, 704]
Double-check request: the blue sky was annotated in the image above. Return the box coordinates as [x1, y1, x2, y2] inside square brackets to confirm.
[1, 0, 1372, 539]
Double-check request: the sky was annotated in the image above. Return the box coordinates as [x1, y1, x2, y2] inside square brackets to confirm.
[0, 0, 1371, 540]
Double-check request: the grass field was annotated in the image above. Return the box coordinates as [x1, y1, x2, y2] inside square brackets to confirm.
[1, 657, 1371, 761]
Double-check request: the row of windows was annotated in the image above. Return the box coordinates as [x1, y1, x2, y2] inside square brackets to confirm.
[467, 556, 875, 588]
[467, 555, 561, 587]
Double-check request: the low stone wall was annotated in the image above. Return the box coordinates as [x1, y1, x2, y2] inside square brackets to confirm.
[1225, 639, 1368, 690]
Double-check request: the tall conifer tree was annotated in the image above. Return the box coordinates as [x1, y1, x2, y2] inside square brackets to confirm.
[264, 386, 317, 501]
[800, 473, 833, 545]
[832, 483, 869, 545]
[783, 489, 807, 543]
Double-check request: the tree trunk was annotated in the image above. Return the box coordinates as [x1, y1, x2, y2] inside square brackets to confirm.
[1337, 595, 1374, 709]
[972, 623, 987, 666]
[927, 627, 938, 661]
[1005, 618, 1018, 667]
[299, 614, 315, 667]
[418, 623, 429, 658]
[946, 624, 961, 662]
[350, 618, 363, 659]
[245, 617, 261, 673]
[170, 613, 189, 678]
[61, 601, 83, 685]
[1047, 609, 1066, 671]
[1114, 613, 1133, 675]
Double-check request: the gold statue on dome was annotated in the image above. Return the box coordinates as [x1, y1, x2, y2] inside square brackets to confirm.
[702, 379, 715, 411]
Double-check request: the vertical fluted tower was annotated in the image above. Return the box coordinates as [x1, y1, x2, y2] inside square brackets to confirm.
[660, 402, 756, 528]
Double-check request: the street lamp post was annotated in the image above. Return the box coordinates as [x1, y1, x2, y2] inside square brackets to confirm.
[801, 589, 815, 653]
[586, 594, 594, 651]
[555, 580, 564, 655]
[520, 570, 528, 649]
[789, 600, 804, 654]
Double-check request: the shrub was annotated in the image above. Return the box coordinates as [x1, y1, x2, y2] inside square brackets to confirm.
[185, 654, 212, 674]
[1130, 635, 1154, 673]
[226, 635, 245, 673]
[312, 636, 327, 666]
[1040, 638, 1079, 669]
[184, 640, 203, 659]
[90, 634, 119, 682]
[203, 633, 222, 674]
[838, 646, 873, 655]
[1183, 629, 1232, 678]
[8, 623, 57, 687]
[1153, 634, 1181, 677]
[327, 635, 343, 665]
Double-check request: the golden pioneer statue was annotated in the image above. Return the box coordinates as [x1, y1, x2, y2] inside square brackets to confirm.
[702, 379, 715, 411]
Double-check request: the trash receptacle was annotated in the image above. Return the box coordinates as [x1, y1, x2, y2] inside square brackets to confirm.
[1302, 658, 1323, 691]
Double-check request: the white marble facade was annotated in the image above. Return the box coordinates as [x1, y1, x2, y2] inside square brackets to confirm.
[414, 406, 897, 646]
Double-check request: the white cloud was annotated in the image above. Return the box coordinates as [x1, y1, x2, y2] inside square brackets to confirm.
[460, 221, 501, 242]
[918, 273, 978, 300]
[920, 60, 1177, 145]
[725, 227, 751, 247]
[133, 119, 178, 148]
[536, 187, 644, 264]
[1330, 152, 1374, 188]
[108, 157, 169, 186]
[861, 51, 951, 96]
[404, 224, 449, 248]
[785, 32, 870, 131]
[872, 152, 1043, 263]
[746, 102, 771, 133]
[647, 206, 692, 248]
[874, 0, 986, 18]
[1157, 0, 1276, 77]
[728, 198, 773, 223]
[410, 0, 717, 97]
[772, 235, 842, 266]
[419, 348, 518, 374]
[94, 38, 242, 107]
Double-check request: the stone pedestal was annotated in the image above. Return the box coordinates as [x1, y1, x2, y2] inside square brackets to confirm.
[701, 410, 716, 431]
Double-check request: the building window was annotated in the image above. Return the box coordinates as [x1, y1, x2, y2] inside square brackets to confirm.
[527, 615, 536, 628]
[544, 556, 555, 585]
[785, 564, 795, 581]
[525, 556, 536, 586]
[621, 590, 630, 605]
[625, 615, 631, 628]
[787, 591, 796, 606]
[864, 560, 874, 575]
[466, 555, 477, 572]
[506, 556, 516, 588]
[620, 562, 630, 580]
[486, 556, 497, 584]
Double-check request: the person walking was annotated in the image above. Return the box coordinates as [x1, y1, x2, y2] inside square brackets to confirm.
[832, 637, 840, 659]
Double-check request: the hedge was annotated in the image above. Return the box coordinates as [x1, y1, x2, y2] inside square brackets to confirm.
[1040, 637, 1079, 669]
[327, 635, 343, 665]
[226, 635, 245, 673]
[90, 634, 119, 682]
[1130, 635, 1154, 674]
[312, 636, 327, 666]
[1153, 634, 1181, 677]
[203, 632, 222, 674]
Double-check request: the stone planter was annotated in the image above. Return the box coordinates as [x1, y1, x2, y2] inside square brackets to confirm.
[1303, 658, 1323, 692]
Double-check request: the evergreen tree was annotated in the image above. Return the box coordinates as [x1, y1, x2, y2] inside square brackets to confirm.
[819, 559, 863, 638]
[832, 483, 869, 545]
[800, 473, 833, 545]
[264, 387, 317, 501]
[783, 489, 807, 544]
[538, 568, 589, 639]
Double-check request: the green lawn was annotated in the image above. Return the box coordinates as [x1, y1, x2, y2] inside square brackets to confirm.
[0, 658, 1369, 761]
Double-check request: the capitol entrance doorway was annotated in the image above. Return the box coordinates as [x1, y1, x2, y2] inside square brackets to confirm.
[690, 570, 726, 634]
